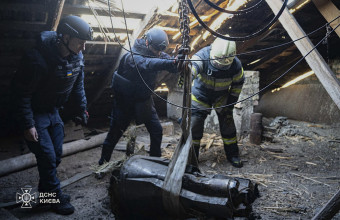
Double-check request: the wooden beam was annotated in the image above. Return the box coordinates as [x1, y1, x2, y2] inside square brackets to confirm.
[86, 41, 120, 45]
[62, 4, 146, 19]
[312, 0, 340, 37]
[92, 26, 133, 34]
[87, 8, 158, 108]
[311, 189, 340, 220]
[266, 0, 340, 110]
[46, 0, 65, 31]
[249, 45, 296, 70]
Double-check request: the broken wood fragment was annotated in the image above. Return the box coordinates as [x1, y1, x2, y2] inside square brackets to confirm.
[279, 163, 298, 169]
[93, 155, 126, 179]
[262, 206, 306, 213]
[272, 155, 292, 160]
[291, 173, 331, 187]
[305, 161, 317, 166]
[205, 135, 215, 150]
[312, 189, 340, 220]
[260, 145, 284, 153]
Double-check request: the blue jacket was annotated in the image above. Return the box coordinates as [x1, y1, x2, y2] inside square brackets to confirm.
[191, 46, 244, 106]
[12, 31, 87, 129]
[113, 38, 177, 101]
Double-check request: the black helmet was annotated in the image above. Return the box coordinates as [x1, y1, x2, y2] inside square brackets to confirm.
[57, 16, 93, 40]
[145, 28, 169, 51]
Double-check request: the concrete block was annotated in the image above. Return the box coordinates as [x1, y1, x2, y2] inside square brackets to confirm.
[161, 122, 174, 136]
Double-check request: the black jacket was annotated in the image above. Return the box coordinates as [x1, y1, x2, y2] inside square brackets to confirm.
[113, 38, 177, 101]
[12, 31, 87, 130]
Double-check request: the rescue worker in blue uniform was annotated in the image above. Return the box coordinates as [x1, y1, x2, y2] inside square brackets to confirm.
[191, 37, 244, 168]
[98, 28, 180, 165]
[11, 16, 93, 214]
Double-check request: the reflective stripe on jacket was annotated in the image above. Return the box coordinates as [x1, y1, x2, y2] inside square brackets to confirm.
[191, 46, 244, 102]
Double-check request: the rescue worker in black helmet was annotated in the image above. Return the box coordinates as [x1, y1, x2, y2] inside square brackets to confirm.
[11, 15, 93, 214]
[98, 27, 181, 165]
[190, 37, 245, 168]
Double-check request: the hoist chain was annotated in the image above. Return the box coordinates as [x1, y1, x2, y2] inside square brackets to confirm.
[177, 0, 191, 88]
[178, 0, 191, 52]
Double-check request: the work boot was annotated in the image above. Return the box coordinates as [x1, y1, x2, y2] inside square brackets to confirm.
[227, 156, 243, 168]
[224, 144, 243, 168]
[60, 193, 71, 202]
[193, 144, 200, 160]
[98, 144, 114, 165]
[51, 193, 75, 215]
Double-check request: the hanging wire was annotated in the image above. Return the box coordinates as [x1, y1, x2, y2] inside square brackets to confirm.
[107, 0, 339, 111]
[203, 0, 264, 15]
[88, 0, 111, 42]
[103, 0, 340, 63]
[186, 0, 288, 41]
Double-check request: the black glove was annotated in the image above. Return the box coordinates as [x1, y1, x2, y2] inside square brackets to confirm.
[174, 48, 188, 72]
[74, 110, 89, 126]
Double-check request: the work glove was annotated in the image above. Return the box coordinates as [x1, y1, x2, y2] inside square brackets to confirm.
[174, 48, 188, 72]
[74, 110, 89, 126]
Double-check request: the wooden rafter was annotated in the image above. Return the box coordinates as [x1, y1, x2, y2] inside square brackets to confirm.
[62, 4, 146, 19]
[266, 0, 340, 110]
[46, 0, 65, 31]
[312, 0, 340, 37]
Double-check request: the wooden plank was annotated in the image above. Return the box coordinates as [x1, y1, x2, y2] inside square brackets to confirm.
[311, 189, 340, 220]
[266, 0, 340, 110]
[312, 0, 340, 37]
[46, 0, 65, 31]
[62, 4, 146, 19]
[60, 170, 92, 188]
[92, 26, 133, 34]
[86, 41, 120, 45]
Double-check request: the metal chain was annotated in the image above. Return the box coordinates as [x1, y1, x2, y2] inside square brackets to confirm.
[177, 0, 191, 88]
[178, 0, 191, 52]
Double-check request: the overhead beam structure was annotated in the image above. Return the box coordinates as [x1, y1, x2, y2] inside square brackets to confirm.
[266, 0, 340, 110]
[88, 8, 158, 108]
[63, 4, 146, 19]
[46, 0, 65, 31]
[312, 0, 340, 38]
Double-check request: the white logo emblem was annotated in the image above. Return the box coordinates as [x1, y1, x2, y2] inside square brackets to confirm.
[16, 188, 37, 208]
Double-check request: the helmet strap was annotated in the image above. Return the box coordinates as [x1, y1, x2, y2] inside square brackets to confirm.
[60, 36, 77, 56]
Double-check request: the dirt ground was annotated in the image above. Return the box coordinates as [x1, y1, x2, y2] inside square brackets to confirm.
[0, 118, 339, 220]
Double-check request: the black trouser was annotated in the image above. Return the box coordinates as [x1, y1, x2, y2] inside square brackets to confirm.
[101, 97, 163, 162]
[191, 105, 239, 159]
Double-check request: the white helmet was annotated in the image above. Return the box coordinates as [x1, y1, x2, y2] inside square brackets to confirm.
[210, 37, 236, 70]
